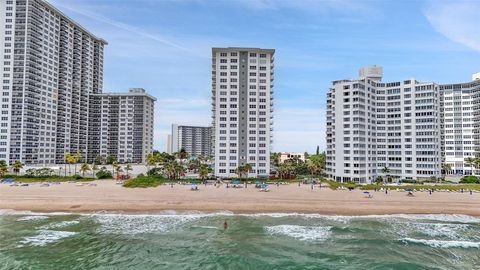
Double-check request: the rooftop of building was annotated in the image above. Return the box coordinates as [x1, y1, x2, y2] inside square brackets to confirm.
[93, 88, 157, 101]
[212, 47, 275, 54]
[41, 0, 108, 45]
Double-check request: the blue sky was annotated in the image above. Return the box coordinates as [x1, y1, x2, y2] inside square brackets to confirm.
[48, 0, 480, 153]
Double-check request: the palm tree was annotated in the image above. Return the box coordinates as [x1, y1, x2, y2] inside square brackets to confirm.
[382, 166, 390, 184]
[270, 152, 280, 168]
[199, 164, 209, 182]
[146, 153, 157, 170]
[106, 155, 117, 165]
[165, 160, 183, 180]
[80, 163, 90, 177]
[188, 158, 201, 173]
[12, 160, 23, 176]
[73, 152, 81, 174]
[112, 162, 121, 179]
[243, 163, 252, 187]
[94, 155, 103, 165]
[124, 164, 132, 178]
[92, 164, 99, 178]
[441, 163, 452, 183]
[473, 157, 480, 176]
[465, 157, 476, 176]
[0, 160, 8, 177]
[175, 149, 189, 169]
[65, 154, 75, 175]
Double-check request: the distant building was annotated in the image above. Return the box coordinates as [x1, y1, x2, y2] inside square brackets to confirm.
[279, 152, 305, 163]
[88, 88, 156, 163]
[211, 47, 275, 177]
[167, 124, 213, 157]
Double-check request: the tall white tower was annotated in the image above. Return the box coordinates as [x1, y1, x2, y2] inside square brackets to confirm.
[211, 47, 275, 178]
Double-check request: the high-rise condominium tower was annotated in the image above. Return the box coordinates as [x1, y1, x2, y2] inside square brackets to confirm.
[88, 88, 156, 164]
[167, 124, 213, 157]
[0, 0, 106, 165]
[326, 66, 480, 183]
[211, 47, 274, 178]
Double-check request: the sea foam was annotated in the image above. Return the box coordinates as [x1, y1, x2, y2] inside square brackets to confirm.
[402, 238, 480, 249]
[17, 215, 49, 222]
[19, 230, 77, 247]
[39, 220, 80, 229]
[93, 214, 205, 234]
[264, 225, 331, 241]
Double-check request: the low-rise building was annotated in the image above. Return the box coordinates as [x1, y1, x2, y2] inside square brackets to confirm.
[279, 152, 305, 163]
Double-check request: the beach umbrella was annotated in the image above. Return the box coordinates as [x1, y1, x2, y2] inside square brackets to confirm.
[405, 188, 413, 192]
[1, 178, 14, 183]
[363, 191, 370, 194]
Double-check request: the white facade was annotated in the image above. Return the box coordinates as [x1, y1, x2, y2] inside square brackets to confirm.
[168, 124, 212, 157]
[212, 47, 274, 178]
[327, 67, 480, 183]
[440, 80, 480, 177]
[326, 66, 461, 183]
[88, 88, 156, 164]
[0, 0, 106, 165]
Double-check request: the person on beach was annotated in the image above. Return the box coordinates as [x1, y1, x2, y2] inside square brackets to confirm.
[470, 190, 473, 195]
[385, 189, 388, 194]
[311, 184, 314, 190]
[224, 220, 228, 230]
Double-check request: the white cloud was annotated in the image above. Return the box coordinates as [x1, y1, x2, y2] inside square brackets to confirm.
[236, 0, 370, 13]
[47, 0, 205, 57]
[424, 0, 480, 52]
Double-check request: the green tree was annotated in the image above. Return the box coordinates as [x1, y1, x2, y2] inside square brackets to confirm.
[106, 155, 117, 165]
[441, 163, 452, 183]
[0, 160, 8, 177]
[382, 167, 391, 184]
[12, 160, 23, 176]
[146, 153, 157, 170]
[124, 164, 132, 177]
[188, 158, 201, 173]
[94, 155, 104, 165]
[307, 154, 326, 177]
[73, 152, 81, 174]
[316, 145, 320, 155]
[92, 164, 99, 178]
[199, 164, 210, 181]
[65, 153, 75, 175]
[80, 163, 90, 177]
[112, 162, 121, 179]
[270, 152, 280, 168]
[466, 157, 476, 176]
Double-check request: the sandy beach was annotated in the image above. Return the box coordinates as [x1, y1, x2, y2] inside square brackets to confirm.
[1, 180, 480, 215]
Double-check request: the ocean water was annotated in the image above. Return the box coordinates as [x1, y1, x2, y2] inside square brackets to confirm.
[0, 211, 479, 269]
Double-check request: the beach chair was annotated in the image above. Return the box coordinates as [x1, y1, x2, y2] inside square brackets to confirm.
[363, 191, 373, 198]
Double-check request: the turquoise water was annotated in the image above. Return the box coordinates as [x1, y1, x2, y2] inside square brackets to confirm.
[1, 211, 479, 269]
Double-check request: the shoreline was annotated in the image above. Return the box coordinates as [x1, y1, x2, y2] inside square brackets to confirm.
[1, 180, 480, 216]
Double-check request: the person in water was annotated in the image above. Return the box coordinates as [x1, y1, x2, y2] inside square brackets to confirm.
[223, 220, 228, 230]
